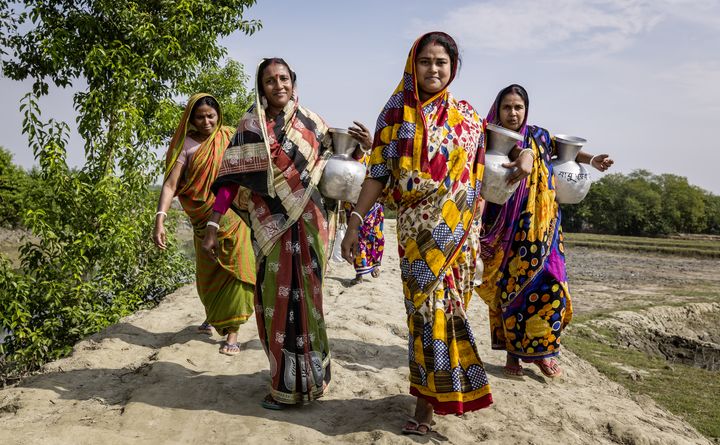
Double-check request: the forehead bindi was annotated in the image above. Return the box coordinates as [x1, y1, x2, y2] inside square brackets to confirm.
[263, 63, 291, 80]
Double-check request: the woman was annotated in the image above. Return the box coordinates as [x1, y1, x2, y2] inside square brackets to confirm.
[342, 32, 493, 436]
[478, 84, 613, 378]
[203, 58, 368, 409]
[153, 94, 256, 356]
[345, 121, 385, 285]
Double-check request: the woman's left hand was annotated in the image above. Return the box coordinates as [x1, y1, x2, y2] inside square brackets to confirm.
[590, 154, 614, 172]
[348, 121, 373, 151]
[340, 226, 359, 264]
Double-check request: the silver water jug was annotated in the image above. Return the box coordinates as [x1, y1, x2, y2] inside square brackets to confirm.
[552, 135, 591, 204]
[480, 123, 524, 204]
[319, 128, 366, 203]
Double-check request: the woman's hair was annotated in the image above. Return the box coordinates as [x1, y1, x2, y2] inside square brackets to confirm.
[497, 84, 529, 110]
[190, 95, 221, 119]
[257, 58, 297, 96]
[415, 32, 461, 73]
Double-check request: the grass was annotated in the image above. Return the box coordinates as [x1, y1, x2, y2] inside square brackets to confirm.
[565, 332, 720, 440]
[564, 233, 720, 258]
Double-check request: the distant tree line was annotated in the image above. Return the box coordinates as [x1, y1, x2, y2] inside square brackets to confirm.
[561, 170, 720, 236]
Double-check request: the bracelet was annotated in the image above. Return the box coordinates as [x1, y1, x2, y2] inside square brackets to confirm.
[518, 148, 535, 160]
[589, 155, 598, 165]
[350, 210, 365, 223]
[155, 211, 167, 218]
[206, 221, 220, 230]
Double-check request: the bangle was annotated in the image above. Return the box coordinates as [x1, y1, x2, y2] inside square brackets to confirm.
[155, 211, 167, 218]
[518, 148, 535, 160]
[350, 210, 365, 223]
[206, 221, 220, 230]
[589, 155, 598, 165]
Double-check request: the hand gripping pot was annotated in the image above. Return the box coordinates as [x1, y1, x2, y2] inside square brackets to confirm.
[480, 123, 524, 204]
[552, 135, 591, 204]
[318, 128, 366, 203]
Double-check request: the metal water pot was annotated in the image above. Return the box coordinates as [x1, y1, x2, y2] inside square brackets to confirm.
[319, 128, 366, 203]
[480, 123, 524, 204]
[552, 135, 591, 204]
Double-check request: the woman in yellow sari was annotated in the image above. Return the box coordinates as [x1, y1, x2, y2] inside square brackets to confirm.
[341, 32, 492, 436]
[153, 94, 256, 356]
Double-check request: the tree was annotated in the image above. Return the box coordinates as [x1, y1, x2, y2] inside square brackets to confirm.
[0, 1, 261, 382]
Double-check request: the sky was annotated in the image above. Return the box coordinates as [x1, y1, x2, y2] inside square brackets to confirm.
[1, 0, 719, 193]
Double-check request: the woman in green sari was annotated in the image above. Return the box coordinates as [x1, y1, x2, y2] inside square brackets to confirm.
[153, 94, 256, 356]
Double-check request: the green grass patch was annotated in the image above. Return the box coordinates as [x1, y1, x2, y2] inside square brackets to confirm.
[564, 233, 720, 258]
[566, 328, 720, 439]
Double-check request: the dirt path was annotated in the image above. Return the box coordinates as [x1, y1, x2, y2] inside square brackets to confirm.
[0, 220, 710, 444]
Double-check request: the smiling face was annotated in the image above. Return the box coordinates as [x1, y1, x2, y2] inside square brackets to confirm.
[261, 62, 294, 113]
[414, 42, 452, 102]
[498, 93, 527, 132]
[190, 103, 219, 137]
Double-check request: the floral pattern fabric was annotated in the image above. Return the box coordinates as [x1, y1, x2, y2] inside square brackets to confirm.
[366, 32, 492, 415]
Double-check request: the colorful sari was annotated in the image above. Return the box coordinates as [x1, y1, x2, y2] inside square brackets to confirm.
[478, 89, 573, 361]
[366, 32, 492, 415]
[212, 61, 336, 404]
[164, 93, 256, 335]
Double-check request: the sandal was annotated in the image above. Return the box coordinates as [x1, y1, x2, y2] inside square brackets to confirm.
[534, 358, 562, 378]
[219, 342, 241, 356]
[197, 321, 212, 335]
[503, 364, 525, 379]
[401, 418, 432, 436]
[371, 267, 381, 278]
[260, 394, 285, 410]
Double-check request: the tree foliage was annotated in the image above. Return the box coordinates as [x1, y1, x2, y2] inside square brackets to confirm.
[179, 59, 255, 128]
[0, 0, 260, 383]
[0, 147, 33, 228]
[561, 170, 720, 236]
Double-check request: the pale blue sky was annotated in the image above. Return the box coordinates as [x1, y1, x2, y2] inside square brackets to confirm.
[2, 0, 719, 193]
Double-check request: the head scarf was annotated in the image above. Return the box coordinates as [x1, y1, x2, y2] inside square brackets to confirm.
[368, 31, 464, 187]
[164, 93, 225, 181]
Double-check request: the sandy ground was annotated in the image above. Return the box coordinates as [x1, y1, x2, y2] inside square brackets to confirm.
[0, 220, 712, 444]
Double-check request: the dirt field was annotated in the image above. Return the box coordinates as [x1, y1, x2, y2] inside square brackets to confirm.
[1, 221, 716, 444]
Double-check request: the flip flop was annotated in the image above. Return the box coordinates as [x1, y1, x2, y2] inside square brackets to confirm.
[534, 358, 563, 378]
[401, 418, 432, 436]
[197, 321, 212, 335]
[260, 394, 284, 410]
[503, 364, 525, 379]
[219, 342, 241, 356]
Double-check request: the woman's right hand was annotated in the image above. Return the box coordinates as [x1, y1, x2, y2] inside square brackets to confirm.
[201, 228, 219, 262]
[341, 226, 359, 264]
[153, 222, 167, 250]
[502, 150, 534, 184]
